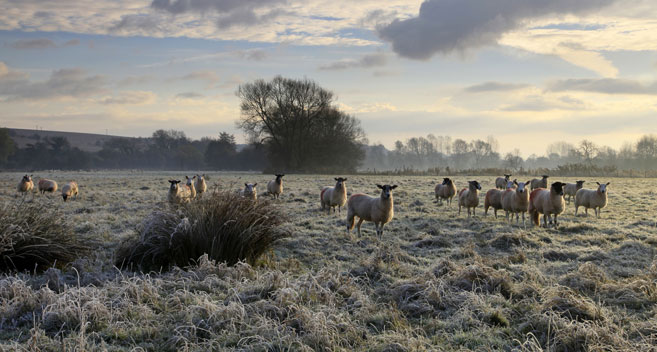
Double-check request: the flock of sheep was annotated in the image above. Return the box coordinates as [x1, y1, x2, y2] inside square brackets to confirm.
[17, 174, 79, 201]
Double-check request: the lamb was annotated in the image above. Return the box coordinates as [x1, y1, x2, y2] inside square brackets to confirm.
[495, 174, 512, 189]
[61, 181, 79, 201]
[195, 174, 207, 197]
[501, 180, 531, 225]
[434, 177, 457, 206]
[167, 180, 190, 204]
[17, 174, 34, 196]
[185, 176, 197, 199]
[529, 182, 566, 227]
[484, 188, 505, 218]
[530, 175, 549, 190]
[564, 180, 585, 204]
[347, 184, 397, 238]
[38, 179, 58, 194]
[458, 180, 482, 217]
[267, 174, 285, 199]
[239, 183, 258, 201]
[320, 177, 347, 214]
[575, 182, 609, 218]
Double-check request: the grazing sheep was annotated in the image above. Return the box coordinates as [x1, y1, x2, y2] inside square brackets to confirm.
[195, 174, 207, 197]
[575, 182, 609, 218]
[347, 184, 397, 238]
[484, 188, 506, 218]
[458, 180, 482, 217]
[502, 180, 531, 225]
[38, 179, 58, 194]
[320, 177, 347, 214]
[267, 174, 285, 199]
[17, 174, 34, 196]
[185, 176, 197, 199]
[435, 177, 457, 206]
[495, 174, 512, 189]
[61, 181, 79, 201]
[564, 180, 585, 204]
[167, 180, 191, 204]
[530, 175, 549, 190]
[529, 182, 566, 227]
[239, 183, 258, 201]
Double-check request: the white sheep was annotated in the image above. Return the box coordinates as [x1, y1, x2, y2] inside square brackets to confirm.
[17, 174, 34, 196]
[435, 177, 457, 206]
[195, 174, 207, 197]
[320, 177, 347, 214]
[501, 180, 531, 225]
[575, 182, 609, 218]
[167, 180, 190, 204]
[267, 174, 285, 199]
[61, 181, 79, 202]
[564, 180, 585, 204]
[529, 182, 566, 227]
[530, 175, 549, 190]
[38, 178, 58, 194]
[239, 183, 258, 201]
[495, 174, 512, 189]
[185, 175, 197, 199]
[458, 180, 482, 217]
[347, 184, 397, 238]
[484, 188, 505, 218]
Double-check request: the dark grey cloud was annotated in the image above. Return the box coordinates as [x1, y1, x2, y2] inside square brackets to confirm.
[110, 14, 165, 32]
[9, 38, 56, 49]
[377, 0, 616, 60]
[151, 0, 290, 28]
[319, 52, 387, 70]
[0, 67, 107, 101]
[175, 92, 204, 99]
[464, 82, 530, 93]
[547, 78, 657, 95]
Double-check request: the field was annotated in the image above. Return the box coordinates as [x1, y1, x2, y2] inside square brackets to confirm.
[1, 171, 656, 351]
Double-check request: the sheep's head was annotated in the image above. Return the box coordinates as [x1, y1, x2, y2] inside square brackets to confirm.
[442, 177, 451, 185]
[469, 181, 481, 190]
[576, 180, 585, 187]
[504, 174, 512, 180]
[275, 174, 285, 183]
[22, 174, 32, 182]
[244, 183, 257, 194]
[506, 180, 516, 189]
[377, 184, 397, 199]
[550, 182, 566, 196]
[168, 180, 181, 191]
[596, 182, 610, 193]
[334, 177, 347, 188]
[515, 180, 530, 194]
[542, 175, 549, 179]
[186, 175, 196, 186]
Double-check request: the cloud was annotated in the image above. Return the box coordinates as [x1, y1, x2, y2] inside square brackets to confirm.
[168, 70, 220, 88]
[99, 91, 157, 105]
[500, 95, 586, 111]
[62, 39, 80, 47]
[464, 82, 530, 93]
[235, 48, 268, 61]
[0, 65, 107, 101]
[110, 14, 165, 33]
[377, 0, 617, 60]
[117, 75, 156, 87]
[9, 38, 56, 49]
[547, 78, 657, 94]
[175, 92, 204, 99]
[319, 51, 387, 70]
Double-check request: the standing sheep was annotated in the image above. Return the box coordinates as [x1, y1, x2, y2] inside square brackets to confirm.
[185, 176, 197, 199]
[530, 175, 549, 190]
[239, 183, 258, 201]
[575, 182, 609, 218]
[195, 174, 207, 197]
[320, 177, 347, 214]
[347, 184, 397, 238]
[564, 180, 585, 204]
[502, 180, 531, 225]
[17, 174, 34, 196]
[458, 180, 482, 217]
[38, 179, 58, 194]
[267, 174, 285, 199]
[61, 181, 79, 201]
[495, 174, 512, 189]
[529, 182, 566, 227]
[484, 188, 505, 218]
[435, 177, 457, 206]
[167, 180, 190, 204]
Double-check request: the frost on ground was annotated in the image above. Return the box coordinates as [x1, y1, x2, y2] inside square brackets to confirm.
[0, 171, 656, 350]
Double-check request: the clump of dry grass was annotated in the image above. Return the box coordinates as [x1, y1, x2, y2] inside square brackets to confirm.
[115, 191, 289, 272]
[0, 202, 89, 272]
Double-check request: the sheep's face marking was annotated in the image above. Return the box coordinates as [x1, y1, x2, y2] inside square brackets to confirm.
[469, 181, 481, 190]
[542, 175, 549, 179]
[377, 184, 397, 199]
[334, 177, 346, 188]
[22, 175, 32, 183]
[442, 177, 450, 185]
[169, 180, 181, 192]
[596, 182, 609, 193]
[504, 174, 511, 180]
[275, 174, 284, 184]
[186, 176, 195, 186]
[516, 181, 530, 194]
[576, 180, 585, 187]
[551, 182, 566, 196]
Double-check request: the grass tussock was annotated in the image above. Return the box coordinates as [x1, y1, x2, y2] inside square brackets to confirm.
[0, 202, 89, 272]
[115, 191, 289, 272]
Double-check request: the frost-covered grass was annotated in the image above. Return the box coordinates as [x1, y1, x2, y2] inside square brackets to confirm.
[0, 171, 656, 350]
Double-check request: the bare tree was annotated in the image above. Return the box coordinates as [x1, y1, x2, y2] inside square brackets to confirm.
[578, 139, 598, 166]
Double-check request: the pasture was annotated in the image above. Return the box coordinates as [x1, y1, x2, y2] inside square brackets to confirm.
[1, 171, 656, 350]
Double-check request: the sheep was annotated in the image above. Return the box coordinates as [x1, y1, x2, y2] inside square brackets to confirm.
[320, 177, 347, 214]
[195, 174, 207, 197]
[167, 180, 190, 204]
[267, 174, 285, 199]
[61, 181, 79, 201]
[575, 182, 609, 218]
[495, 174, 512, 189]
[458, 180, 482, 217]
[530, 175, 549, 190]
[17, 174, 34, 196]
[185, 175, 197, 199]
[347, 184, 397, 238]
[564, 180, 585, 204]
[434, 177, 457, 206]
[38, 179, 58, 194]
[529, 182, 566, 227]
[239, 183, 258, 201]
[484, 188, 506, 218]
[502, 180, 531, 225]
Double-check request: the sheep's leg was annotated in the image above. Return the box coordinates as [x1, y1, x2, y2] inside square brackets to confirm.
[575, 206, 578, 216]
[379, 223, 385, 238]
[347, 213, 355, 233]
[494, 209, 498, 218]
[356, 218, 364, 237]
[554, 214, 559, 227]
[585, 208, 588, 216]
[458, 204, 462, 215]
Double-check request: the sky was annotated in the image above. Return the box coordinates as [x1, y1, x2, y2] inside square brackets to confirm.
[1, 0, 657, 157]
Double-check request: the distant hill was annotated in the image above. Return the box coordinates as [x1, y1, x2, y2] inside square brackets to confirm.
[8, 128, 124, 152]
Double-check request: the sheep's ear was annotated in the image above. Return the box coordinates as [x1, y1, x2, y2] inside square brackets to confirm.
[526, 180, 531, 185]
[245, 183, 248, 187]
[377, 184, 383, 189]
[343, 178, 347, 181]
[606, 182, 610, 185]
[596, 181, 600, 185]
[253, 183, 257, 187]
[391, 185, 398, 189]
[334, 178, 339, 181]
[513, 180, 518, 185]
